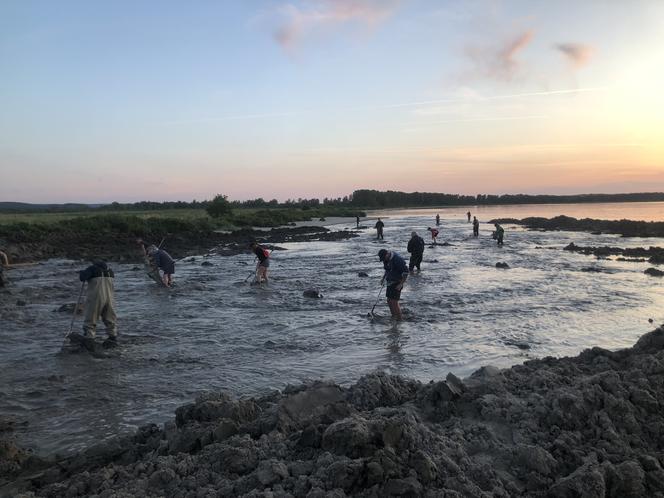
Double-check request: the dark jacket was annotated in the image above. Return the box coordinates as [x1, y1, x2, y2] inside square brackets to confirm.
[253, 245, 269, 262]
[375, 221, 384, 230]
[79, 261, 114, 282]
[407, 235, 425, 255]
[154, 249, 175, 273]
[383, 252, 409, 284]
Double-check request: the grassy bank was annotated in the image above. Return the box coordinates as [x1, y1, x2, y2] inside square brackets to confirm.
[0, 206, 363, 228]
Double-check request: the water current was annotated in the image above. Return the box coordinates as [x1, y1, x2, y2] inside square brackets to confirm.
[2, 203, 664, 456]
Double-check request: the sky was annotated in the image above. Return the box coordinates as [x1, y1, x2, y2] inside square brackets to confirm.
[1, 0, 663, 203]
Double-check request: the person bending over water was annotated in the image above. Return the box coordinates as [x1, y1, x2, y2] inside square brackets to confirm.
[378, 249, 409, 321]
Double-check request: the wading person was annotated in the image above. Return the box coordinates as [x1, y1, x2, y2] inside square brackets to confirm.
[427, 226, 439, 245]
[0, 250, 8, 287]
[467, 211, 471, 223]
[494, 223, 505, 246]
[473, 216, 479, 237]
[250, 241, 270, 284]
[147, 245, 175, 287]
[435, 214, 440, 226]
[378, 249, 408, 321]
[375, 218, 384, 240]
[407, 231, 425, 272]
[78, 260, 117, 348]
[356, 215, 360, 228]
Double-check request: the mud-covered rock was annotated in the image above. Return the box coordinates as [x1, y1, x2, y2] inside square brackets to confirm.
[11, 329, 664, 497]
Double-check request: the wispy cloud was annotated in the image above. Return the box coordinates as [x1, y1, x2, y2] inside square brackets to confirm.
[555, 43, 594, 68]
[465, 30, 534, 81]
[273, 0, 400, 50]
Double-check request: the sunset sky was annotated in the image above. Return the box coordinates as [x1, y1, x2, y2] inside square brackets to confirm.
[1, 0, 663, 203]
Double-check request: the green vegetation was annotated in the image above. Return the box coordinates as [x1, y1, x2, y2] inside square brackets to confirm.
[206, 195, 233, 219]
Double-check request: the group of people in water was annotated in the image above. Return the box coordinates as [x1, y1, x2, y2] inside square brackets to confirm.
[2, 212, 506, 349]
[373, 213, 505, 320]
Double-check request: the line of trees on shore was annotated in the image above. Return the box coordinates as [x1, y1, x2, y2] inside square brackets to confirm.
[2, 191, 664, 214]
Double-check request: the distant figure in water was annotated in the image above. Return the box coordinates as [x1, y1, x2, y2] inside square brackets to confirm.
[467, 211, 471, 223]
[378, 249, 408, 320]
[435, 214, 440, 226]
[356, 215, 360, 228]
[0, 250, 8, 287]
[78, 260, 117, 348]
[407, 231, 425, 272]
[375, 218, 384, 240]
[250, 241, 270, 284]
[493, 223, 505, 246]
[427, 226, 439, 245]
[473, 216, 479, 237]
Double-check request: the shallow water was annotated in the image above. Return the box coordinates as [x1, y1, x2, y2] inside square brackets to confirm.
[2, 205, 664, 456]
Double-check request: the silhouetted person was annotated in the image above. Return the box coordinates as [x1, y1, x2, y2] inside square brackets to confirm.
[407, 231, 425, 272]
[467, 211, 471, 223]
[494, 223, 504, 246]
[375, 218, 384, 240]
[435, 214, 440, 226]
[356, 215, 360, 228]
[473, 216, 479, 237]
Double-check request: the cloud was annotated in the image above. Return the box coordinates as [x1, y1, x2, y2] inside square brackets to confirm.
[465, 30, 534, 81]
[273, 0, 400, 50]
[555, 43, 594, 68]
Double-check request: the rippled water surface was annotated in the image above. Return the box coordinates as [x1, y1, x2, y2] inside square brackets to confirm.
[2, 204, 664, 455]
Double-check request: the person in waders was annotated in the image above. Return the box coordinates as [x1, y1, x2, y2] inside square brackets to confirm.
[473, 216, 479, 237]
[0, 250, 7, 288]
[378, 249, 409, 321]
[375, 218, 384, 240]
[494, 223, 505, 246]
[250, 241, 270, 284]
[435, 214, 440, 226]
[407, 231, 425, 272]
[78, 261, 117, 348]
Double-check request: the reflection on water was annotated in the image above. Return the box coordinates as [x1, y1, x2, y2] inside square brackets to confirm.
[2, 203, 664, 455]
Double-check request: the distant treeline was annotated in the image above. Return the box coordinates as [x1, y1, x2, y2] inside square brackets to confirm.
[348, 190, 664, 207]
[2, 191, 664, 213]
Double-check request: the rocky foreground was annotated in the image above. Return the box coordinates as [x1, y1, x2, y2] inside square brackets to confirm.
[5, 329, 664, 497]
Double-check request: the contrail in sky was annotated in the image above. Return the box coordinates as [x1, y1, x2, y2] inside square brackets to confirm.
[159, 86, 609, 125]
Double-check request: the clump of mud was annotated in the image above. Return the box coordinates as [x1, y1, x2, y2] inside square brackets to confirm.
[5, 328, 664, 497]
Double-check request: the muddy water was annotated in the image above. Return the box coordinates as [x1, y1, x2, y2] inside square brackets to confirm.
[2, 210, 664, 456]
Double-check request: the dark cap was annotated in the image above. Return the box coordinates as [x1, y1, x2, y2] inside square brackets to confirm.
[378, 249, 388, 261]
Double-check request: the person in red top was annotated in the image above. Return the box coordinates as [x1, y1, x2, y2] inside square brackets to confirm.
[427, 227, 439, 245]
[250, 241, 270, 284]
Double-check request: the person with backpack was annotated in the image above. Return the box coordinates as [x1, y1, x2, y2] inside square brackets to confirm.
[378, 249, 409, 320]
[375, 218, 384, 240]
[250, 241, 270, 284]
[406, 231, 425, 272]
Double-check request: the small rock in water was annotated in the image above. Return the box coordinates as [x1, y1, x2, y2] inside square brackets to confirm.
[201, 261, 214, 267]
[644, 267, 664, 277]
[495, 262, 510, 269]
[303, 288, 323, 299]
[649, 318, 654, 323]
[130, 266, 141, 271]
[581, 267, 602, 272]
[55, 303, 84, 314]
[16, 299, 27, 306]
[358, 272, 369, 277]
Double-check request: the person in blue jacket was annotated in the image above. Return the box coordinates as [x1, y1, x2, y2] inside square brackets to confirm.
[378, 249, 409, 320]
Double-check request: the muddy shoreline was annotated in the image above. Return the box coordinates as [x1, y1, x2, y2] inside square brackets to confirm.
[4, 328, 664, 497]
[492, 215, 664, 238]
[0, 225, 360, 265]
